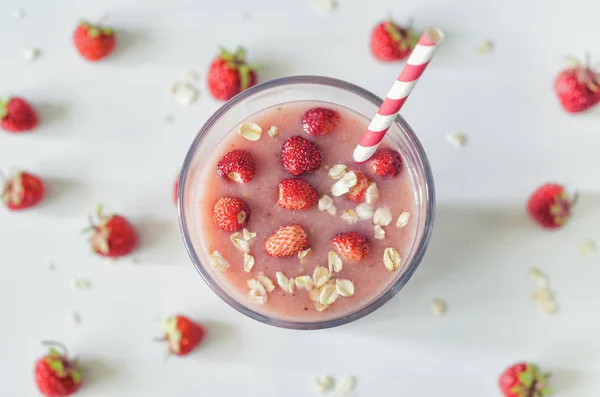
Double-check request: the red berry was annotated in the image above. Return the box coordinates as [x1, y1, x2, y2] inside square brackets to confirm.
[281, 136, 322, 176]
[73, 21, 116, 61]
[277, 178, 318, 210]
[347, 171, 371, 203]
[302, 108, 340, 136]
[370, 21, 418, 62]
[173, 176, 179, 204]
[34, 342, 82, 397]
[0, 97, 38, 132]
[264, 224, 309, 257]
[331, 232, 369, 261]
[161, 315, 206, 356]
[369, 147, 403, 177]
[86, 206, 138, 258]
[527, 184, 574, 229]
[1, 171, 45, 210]
[213, 196, 250, 231]
[216, 149, 255, 183]
[499, 362, 551, 397]
[554, 56, 600, 113]
[207, 47, 257, 101]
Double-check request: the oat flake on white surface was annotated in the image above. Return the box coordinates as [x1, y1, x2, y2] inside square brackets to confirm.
[171, 82, 199, 105]
[341, 209, 359, 224]
[373, 207, 392, 226]
[396, 211, 410, 228]
[328, 164, 347, 179]
[431, 298, 447, 316]
[476, 40, 494, 53]
[23, 48, 40, 62]
[65, 311, 81, 325]
[446, 132, 468, 148]
[336, 279, 355, 297]
[365, 183, 379, 204]
[295, 275, 314, 291]
[312, 0, 337, 14]
[71, 278, 92, 290]
[238, 122, 262, 141]
[314, 375, 335, 393]
[580, 240, 596, 255]
[383, 247, 402, 271]
[243, 253, 255, 272]
[335, 376, 356, 397]
[209, 251, 230, 272]
[267, 125, 278, 137]
[528, 267, 548, 288]
[328, 251, 343, 273]
[374, 225, 386, 240]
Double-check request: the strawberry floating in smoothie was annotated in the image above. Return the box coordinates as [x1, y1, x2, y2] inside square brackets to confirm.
[302, 107, 340, 136]
[527, 183, 576, 229]
[1, 171, 45, 210]
[499, 362, 551, 397]
[0, 97, 38, 132]
[34, 342, 82, 397]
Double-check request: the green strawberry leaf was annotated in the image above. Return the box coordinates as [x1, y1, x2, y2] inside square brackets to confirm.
[49, 359, 65, 373]
[238, 65, 250, 91]
[0, 99, 7, 119]
[48, 347, 62, 357]
[219, 47, 234, 62]
[541, 387, 552, 395]
[518, 370, 535, 387]
[71, 370, 82, 384]
[385, 22, 402, 42]
[235, 46, 246, 61]
[88, 28, 100, 38]
[102, 28, 114, 35]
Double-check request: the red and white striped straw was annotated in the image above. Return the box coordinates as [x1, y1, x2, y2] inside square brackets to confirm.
[353, 27, 445, 163]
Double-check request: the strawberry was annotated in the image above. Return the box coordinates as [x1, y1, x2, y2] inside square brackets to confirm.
[213, 196, 251, 231]
[554, 54, 600, 113]
[173, 175, 179, 204]
[277, 178, 318, 210]
[85, 205, 138, 257]
[369, 147, 403, 177]
[160, 315, 206, 356]
[370, 20, 418, 62]
[527, 183, 575, 229]
[1, 171, 45, 210]
[499, 362, 551, 397]
[216, 149, 255, 183]
[281, 135, 322, 176]
[264, 224, 309, 257]
[207, 47, 257, 101]
[0, 97, 38, 132]
[34, 342, 82, 397]
[302, 107, 340, 136]
[347, 171, 371, 203]
[73, 21, 116, 62]
[331, 232, 369, 261]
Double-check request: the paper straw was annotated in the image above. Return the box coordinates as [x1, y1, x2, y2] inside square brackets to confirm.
[353, 27, 445, 163]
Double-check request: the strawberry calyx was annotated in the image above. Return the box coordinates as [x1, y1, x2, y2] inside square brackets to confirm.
[41, 341, 82, 384]
[510, 364, 551, 397]
[0, 98, 8, 119]
[1, 172, 24, 206]
[161, 317, 182, 354]
[549, 190, 577, 227]
[83, 203, 113, 254]
[80, 20, 114, 38]
[219, 46, 255, 91]
[565, 53, 600, 93]
[385, 20, 418, 51]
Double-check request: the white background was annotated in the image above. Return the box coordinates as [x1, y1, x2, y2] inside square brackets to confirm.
[1, 0, 600, 395]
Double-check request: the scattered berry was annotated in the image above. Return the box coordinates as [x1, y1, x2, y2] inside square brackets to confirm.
[554, 55, 600, 113]
[207, 47, 257, 101]
[527, 184, 575, 229]
[370, 20, 418, 62]
[277, 178, 318, 210]
[347, 171, 371, 203]
[331, 232, 369, 261]
[173, 176, 179, 204]
[160, 315, 206, 356]
[73, 21, 116, 62]
[216, 149, 255, 183]
[369, 147, 403, 177]
[499, 362, 551, 397]
[34, 342, 82, 397]
[85, 205, 138, 258]
[302, 107, 340, 136]
[1, 171, 44, 210]
[213, 196, 250, 231]
[0, 97, 38, 132]
[281, 135, 322, 176]
[264, 224, 309, 257]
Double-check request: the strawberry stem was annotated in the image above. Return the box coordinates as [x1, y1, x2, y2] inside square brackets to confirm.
[42, 340, 69, 358]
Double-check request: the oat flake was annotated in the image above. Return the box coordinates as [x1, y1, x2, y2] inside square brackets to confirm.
[171, 82, 199, 105]
[23, 48, 40, 62]
[355, 203, 374, 220]
[71, 278, 92, 290]
[328, 251, 343, 273]
[580, 240, 596, 255]
[373, 207, 392, 226]
[298, 248, 311, 259]
[295, 276, 314, 291]
[242, 228, 257, 241]
[476, 40, 494, 53]
[328, 164, 347, 179]
[243, 253, 255, 272]
[431, 299, 447, 316]
[383, 247, 401, 271]
[446, 132, 468, 148]
[209, 251, 230, 272]
[374, 225, 386, 240]
[238, 122, 262, 141]
[336, 279, 355, 297]
[314, 375, 335, 393]
[396, 211, 410, 228]
[331, 171, 357, 196]
[312, 0, 337, 14]
[365, 182, 379, 204]
[335, 376, 356, 397]
[313, 266, 332, 288]
[256, 273, 275, 292]
[276, 271, 291, 291]
[341, 209, 359, 224]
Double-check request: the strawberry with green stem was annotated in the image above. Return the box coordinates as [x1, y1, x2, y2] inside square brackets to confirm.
[157, 315, 206, 356]
[207, 46, 257, 101]
[84, 204, 138, 258]
[499, 362, 551, 397]
[73, 20, 116, 61]
[1, 170, 45, 210]
[370, 18, 419, 62]
[34, 341, 82, 397]
[0, 97, 38, 132]
[554, 53, 600, 113]
[527, 184, 577, 229]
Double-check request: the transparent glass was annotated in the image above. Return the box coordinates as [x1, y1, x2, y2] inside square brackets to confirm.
[178, 76, 435, 330]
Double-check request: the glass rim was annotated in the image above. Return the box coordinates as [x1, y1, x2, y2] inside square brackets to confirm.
[178, 75, 436, 330]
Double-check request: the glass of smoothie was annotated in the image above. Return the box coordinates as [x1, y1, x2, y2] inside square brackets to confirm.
[178, 76, 434, 330]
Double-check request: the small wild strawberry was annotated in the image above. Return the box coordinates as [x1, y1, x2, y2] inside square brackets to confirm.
[85, 205, 138, 257]
[212, 196, 251, 231]
[499, 362, 551, 397]
[34, 342, 82, 397]
[554, 54, 600, 113]
[0, 97, 38, 132]
[370, 19, 419, 62]
[1, 171, 45, 210]
[207, 47, 257, 101]
[73, 21, 116, 61]
[159, 315, 206, 356]
[527, 183, 576, 229]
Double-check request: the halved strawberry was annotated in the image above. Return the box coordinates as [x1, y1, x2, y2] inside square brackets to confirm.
[216, 149, 255, 183]
[302, 107, 340, 136]
[347, 171, 371, 203]
[1, 171, 45, 210]
[369, 147, 403, 177]
[213, 196, 250, 231]
[331, 232, 369, 261]
[281, 136, 322, 176]
[277, 178, 318, 210]
[264, 224, 309, 257]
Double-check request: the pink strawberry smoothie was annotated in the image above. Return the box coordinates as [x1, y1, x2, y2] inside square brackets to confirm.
[187, 101, 417, 322]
